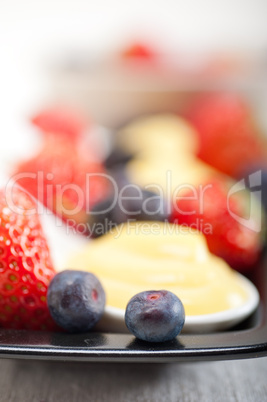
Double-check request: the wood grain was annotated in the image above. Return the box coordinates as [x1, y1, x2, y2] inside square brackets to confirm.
[0, 357, 266, 401]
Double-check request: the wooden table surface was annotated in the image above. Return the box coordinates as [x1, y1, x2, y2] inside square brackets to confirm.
[0, 356, 266, 401]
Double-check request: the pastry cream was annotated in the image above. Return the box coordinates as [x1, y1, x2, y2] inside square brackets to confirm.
[116, 114, 199, 158]
[67, 222, 248, 316]
[117, 114, 221, 195]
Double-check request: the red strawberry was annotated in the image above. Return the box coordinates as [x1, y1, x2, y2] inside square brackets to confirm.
[120, 42, 157, 61]
[186, 93, 267, 178]
[13, 109, 110, 229]
[170, 177, 263, 271]
[0, 186, 57, 330]
[32, 107, 86, 141]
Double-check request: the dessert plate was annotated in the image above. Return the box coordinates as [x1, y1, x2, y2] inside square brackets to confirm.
[0, 175, 265, 362]
[3, 262, 267, 363]
[0, 188, 265, 362]
[0, 256, 265, 363]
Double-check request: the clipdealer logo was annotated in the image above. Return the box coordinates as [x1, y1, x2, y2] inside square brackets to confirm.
[3, 169, 263, 235]
[227, 170, 262, 233]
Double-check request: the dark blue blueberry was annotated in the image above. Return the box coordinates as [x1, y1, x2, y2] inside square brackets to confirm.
[109, 167, 131, 191]
[125, 290, 185, 343]
[47, 270, 106, 332]
[104, 147, 134, 169]
[123, 189, 169, 222]
[88, 196, 118, 237]
[88, 186, 170, 238]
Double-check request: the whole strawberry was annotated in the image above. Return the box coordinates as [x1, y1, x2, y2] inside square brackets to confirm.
[170, 177, 263, 271]
[13, 108, 109, 229]
[0, 186, 57, 330]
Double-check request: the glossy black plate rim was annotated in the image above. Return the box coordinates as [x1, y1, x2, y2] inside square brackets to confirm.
[0, 323, 267, 362]
[0, 257, 266, 363]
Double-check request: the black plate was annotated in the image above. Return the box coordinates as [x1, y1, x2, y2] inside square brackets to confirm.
[0, 256, 267, 363]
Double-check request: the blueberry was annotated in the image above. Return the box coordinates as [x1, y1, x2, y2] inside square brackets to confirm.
[125, 290, 185, 343]
[47, 270, 106, 332]
[88, 197, 117, 236]
[88, 187, 169, 238]
[88, 196, 127, 238]
[104, 147, 134, 169]
[109, 167, 131, 191]
[123, 189, 169, 222]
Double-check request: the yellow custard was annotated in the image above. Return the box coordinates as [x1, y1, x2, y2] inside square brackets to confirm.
[116, 114, 199, 158]
[67, 222, 248, 316]
[117, 114, 220, 194]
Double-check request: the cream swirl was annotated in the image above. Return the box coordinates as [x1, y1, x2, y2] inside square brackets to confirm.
[67, 222, 248, 315]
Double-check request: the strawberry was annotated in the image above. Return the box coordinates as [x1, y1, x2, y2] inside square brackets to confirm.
[120, 42, 157, 61]
[170, 177, 263, 271]
[31, 107, 86, 141]
[186, 93, 267, 178]
[0, 186, 57, 330]
[13, 109, 110, 229]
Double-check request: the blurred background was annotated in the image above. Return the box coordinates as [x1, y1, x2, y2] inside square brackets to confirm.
[0, 0, 267, 204]
[1, 0, 267, 156]
[0, 0, 267, 325]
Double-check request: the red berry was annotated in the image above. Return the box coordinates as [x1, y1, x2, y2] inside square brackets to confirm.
[0, 186, 57, 330]
[31, 108, 87, 141]
[12, 121, 109, 228]
[170, 177, 263, 271]
[120, 42, 157, 62]
[186, 93, 267, 178]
